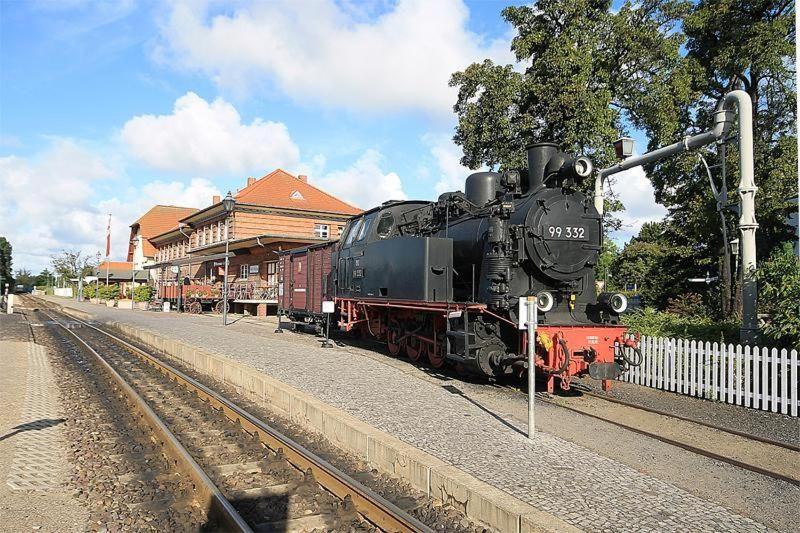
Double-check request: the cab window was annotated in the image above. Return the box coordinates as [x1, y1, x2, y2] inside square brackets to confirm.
[376, 212, 394, 238]
[356, 213, 375, 241]
[344, 219, 362, 246]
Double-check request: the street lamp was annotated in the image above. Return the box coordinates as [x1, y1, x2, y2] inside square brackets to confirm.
[222, 191, 236, 326]
[95, 251, 101, 301]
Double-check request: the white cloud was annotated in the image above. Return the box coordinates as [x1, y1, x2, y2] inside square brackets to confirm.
[422, 134, 478, 195]
[0, 139, 221, 273]
[121, 92, 299, 174]
[608, 164, 668, 242]
[155, 0, 513, 116]
[311, 149, 406, 209]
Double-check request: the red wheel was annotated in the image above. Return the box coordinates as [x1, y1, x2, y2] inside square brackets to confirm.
[214, 300, 229, 314]
[187, 301, 202, 314]
[405, 334, 423, 362]
[428, 337, 446, 368]
[386, 321, 403, 357]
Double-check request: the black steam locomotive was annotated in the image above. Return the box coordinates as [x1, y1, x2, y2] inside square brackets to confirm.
[279, 144, 637, 391]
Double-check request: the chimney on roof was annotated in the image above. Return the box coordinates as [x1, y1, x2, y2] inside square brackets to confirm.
[298, 174, 308, 183]
[212, 195, 220, 204]
[247, 177, 256, 187]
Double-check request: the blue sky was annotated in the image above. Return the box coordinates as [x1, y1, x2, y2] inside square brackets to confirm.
[0, 0, 662, 272]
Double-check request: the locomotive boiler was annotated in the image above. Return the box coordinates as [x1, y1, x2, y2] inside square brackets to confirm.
[278, 143, 640, 392]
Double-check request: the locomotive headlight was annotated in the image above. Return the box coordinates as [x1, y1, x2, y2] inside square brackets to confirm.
[536, 291, 555, 313]
[599, 292, 628, 314]
[572, 156, 593, 178]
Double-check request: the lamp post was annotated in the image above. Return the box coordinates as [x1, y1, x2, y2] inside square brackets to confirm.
[221, 191, 236, 326]
[96, 251, 101, 301]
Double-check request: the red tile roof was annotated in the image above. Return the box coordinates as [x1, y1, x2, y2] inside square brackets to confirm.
[98, 261, 133, 270]
[234, 169, 360, 215]
[129, 205, 198, 258]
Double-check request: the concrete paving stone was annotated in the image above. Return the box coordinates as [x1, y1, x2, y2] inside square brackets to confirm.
[46, 298, 781, 532]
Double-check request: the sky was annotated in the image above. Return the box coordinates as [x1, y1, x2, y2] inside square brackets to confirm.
[0, 0, 665, 273]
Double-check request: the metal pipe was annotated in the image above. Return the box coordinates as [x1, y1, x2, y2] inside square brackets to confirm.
[223, 235, 229, 326]
[725, 91, 758, 343]
[594, 104, 736, 214]
[593, 90, 757, 342]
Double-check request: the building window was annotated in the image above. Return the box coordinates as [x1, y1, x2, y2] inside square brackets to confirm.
[266, 261, 278, 286]
[240, 264, 249, 279]
[314, 224, 330, 239]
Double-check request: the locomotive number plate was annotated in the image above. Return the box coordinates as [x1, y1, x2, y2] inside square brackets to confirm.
[544, 225, 588, 241]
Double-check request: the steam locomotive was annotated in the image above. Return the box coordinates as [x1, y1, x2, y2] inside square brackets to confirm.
[278, 143, 640, 392]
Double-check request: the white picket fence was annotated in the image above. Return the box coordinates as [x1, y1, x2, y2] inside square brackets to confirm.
[619, 336, 799, 417]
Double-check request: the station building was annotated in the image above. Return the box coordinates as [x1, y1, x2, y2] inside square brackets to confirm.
[127, 205, 198, 274]
[144, 169, 360, 316]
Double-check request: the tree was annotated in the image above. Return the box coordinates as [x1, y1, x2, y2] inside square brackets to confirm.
[611, 222, 700, 309]
[638, 0, 796, 317]
[756, 242, 800, 348]
[35, 269, 53, 287]
[51, 250, 95, 283]
[596, 238, 620, 291]
[0, 237, 12, 292]
[450, 1, 693, 230]
[14, 269, 35, 288]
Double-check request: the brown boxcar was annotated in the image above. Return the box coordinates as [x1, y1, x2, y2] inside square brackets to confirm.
[278, 241, 335, 319]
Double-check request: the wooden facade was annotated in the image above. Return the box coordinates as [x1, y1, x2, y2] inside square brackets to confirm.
[146, 169, 359, 316]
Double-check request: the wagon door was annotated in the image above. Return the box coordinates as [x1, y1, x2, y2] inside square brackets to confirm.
[293, 254, 308, 310]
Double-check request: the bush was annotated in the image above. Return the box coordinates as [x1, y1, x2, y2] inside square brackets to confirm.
[757, 242, 800, 349]
[665, 293, 708, 317]
[82, 284, 96, 299]
[133, 285, 154, 303]
[622, 307, 740, 343]
[97, 284, 120, 300]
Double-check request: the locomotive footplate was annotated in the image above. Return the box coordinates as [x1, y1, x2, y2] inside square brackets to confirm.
[588, 361, 622, 380]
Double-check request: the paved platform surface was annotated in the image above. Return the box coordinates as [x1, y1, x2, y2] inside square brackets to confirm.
[0, 312, 87, 531]
[45, 297, 795, 531]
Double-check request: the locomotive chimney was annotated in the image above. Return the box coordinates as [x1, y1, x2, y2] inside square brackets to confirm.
[525, 143, 559, 192]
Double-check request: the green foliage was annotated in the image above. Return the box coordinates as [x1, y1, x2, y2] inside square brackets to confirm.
[83, 284, 96, 299]
[595, 238, 620, 290]
[622, 307, 740, 343]
[97, 284, 120, 300]
[35, 269, 53, 287]
[756, 242, 800, 348]
[133, 285, 154, 303]
[611, 222, 700, 308]
[665, 293, 709, 317]
[14, 268, 35, 288]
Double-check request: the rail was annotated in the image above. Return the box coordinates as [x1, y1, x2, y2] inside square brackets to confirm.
[32, 297, 431, 532]
[41, 307, 251, 532]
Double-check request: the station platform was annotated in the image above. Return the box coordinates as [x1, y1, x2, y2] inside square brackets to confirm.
[0, 312, 88, 531]
[39, 296, 796, 531]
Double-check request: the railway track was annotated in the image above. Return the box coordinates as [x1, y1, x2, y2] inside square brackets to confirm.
[29, 300, 432, 533]
[537, 386, 800, 486]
